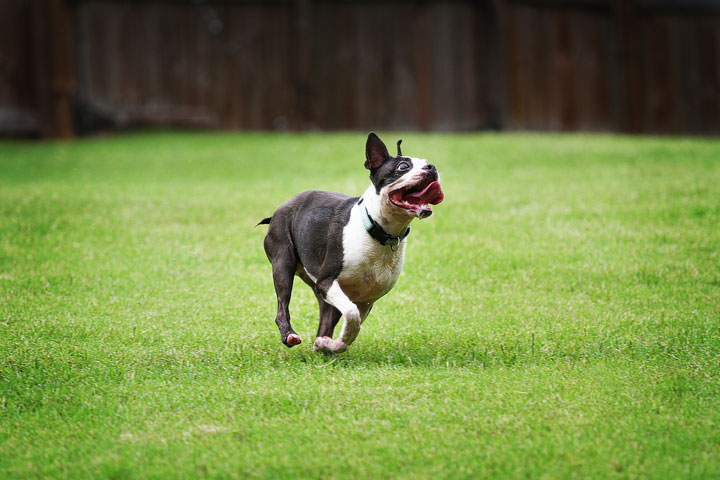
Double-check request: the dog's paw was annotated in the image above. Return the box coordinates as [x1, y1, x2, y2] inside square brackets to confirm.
[313, 336, 347, 354]
[331, 340, 348, 353]
[285, 333, 302, 347]
[313, 336, 330, 352]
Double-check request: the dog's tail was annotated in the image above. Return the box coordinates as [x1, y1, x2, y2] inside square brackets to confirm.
[256, 217, 272, 227]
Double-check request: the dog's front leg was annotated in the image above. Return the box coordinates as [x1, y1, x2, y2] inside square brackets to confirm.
[313, 279, 364, 353]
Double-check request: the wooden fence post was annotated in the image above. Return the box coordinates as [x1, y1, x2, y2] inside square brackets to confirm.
[488, 0, 509, 130]
[292, 0, 311, 130]
[614, 0, 643, 133]
[32, 0, 75, 138]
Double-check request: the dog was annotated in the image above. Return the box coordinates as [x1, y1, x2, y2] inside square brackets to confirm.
[258, 133, 443, 353]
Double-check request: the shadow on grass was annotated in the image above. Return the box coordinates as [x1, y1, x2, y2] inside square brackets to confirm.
[277, 328, 710, 371]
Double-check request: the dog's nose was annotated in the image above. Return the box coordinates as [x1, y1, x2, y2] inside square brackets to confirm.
[423, 164, 437, 173]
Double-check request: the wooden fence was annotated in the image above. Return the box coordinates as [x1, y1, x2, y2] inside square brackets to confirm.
[1, 0, 719, 137]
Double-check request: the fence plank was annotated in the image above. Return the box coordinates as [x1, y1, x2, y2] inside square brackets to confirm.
[0, 0, 37, 134]
[32, 0, 75, 138]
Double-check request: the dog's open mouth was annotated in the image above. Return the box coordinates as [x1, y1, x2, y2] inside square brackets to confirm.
[389, 176, 444, 217]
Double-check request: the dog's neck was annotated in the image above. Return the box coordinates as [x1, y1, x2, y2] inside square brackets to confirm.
[360, 185, 414, 238]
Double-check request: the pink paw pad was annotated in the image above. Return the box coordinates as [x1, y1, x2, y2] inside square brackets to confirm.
[313, 336, 347, 353]
[313, 336, 331, 352]
[287, 334, 302, 346]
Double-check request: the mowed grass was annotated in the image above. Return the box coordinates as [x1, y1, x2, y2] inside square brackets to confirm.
[0, 131, 719, 479]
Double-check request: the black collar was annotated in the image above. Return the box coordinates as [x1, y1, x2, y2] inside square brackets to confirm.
[357, 197, 410, 247]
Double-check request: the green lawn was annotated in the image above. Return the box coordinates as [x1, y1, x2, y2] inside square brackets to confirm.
[1, 131, 718, 479]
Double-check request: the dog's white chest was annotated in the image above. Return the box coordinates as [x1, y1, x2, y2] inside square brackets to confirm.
[338, 206, 406, 303]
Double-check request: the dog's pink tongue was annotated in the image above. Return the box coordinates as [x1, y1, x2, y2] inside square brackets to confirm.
[406, 181, 444, 205]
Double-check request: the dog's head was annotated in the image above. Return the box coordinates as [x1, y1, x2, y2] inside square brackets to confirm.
[364, 133, 444, 219]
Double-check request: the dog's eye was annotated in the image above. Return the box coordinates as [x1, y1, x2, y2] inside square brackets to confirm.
[397, 161, 411, 172]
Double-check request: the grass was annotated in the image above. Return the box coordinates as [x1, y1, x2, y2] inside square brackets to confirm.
[0, 131, 718, 479]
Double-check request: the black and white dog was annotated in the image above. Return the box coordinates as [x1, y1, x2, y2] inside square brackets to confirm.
[258, 133, 443, 353]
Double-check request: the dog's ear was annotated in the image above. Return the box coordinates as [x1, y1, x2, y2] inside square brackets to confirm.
[365, 133, 389, 170]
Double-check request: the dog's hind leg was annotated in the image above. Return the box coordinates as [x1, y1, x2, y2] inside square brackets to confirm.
[270, 251, 302, 347]
[264, 229, 302, 347]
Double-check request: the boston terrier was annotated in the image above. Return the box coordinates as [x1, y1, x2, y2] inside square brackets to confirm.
[258, 133, 444, 353]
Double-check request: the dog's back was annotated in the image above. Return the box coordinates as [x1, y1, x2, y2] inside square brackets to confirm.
[262, 190, 355, 276]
